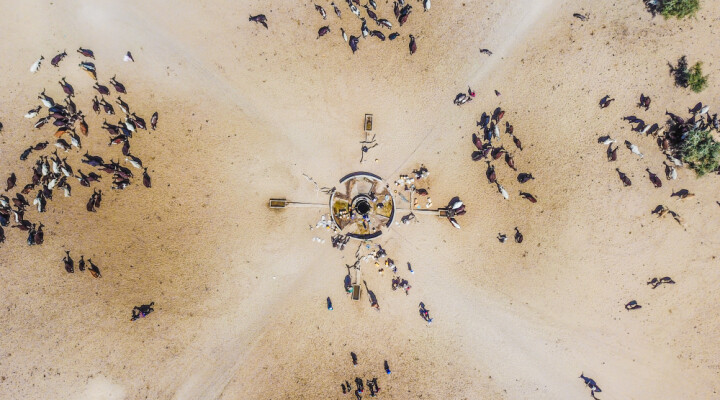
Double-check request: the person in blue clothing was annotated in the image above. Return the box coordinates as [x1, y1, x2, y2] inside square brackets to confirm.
[419, 302, 433, 323]
[579, 373, 602, 398]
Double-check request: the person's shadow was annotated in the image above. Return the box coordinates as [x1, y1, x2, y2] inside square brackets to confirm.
[344, 271, 352, 291]
[363, 280, 378, 306]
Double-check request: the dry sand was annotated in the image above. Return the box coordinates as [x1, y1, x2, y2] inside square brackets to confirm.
[1, 0, 720, 399]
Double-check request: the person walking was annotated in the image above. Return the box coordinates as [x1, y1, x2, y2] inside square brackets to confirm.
[419, 302, 433, 323]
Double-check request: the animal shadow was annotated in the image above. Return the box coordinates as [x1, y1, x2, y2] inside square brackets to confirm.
[668, 56, 689, 88]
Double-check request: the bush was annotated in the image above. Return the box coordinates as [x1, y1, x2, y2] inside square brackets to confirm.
[661, 0, 700, 19]
[687, 62, 708, 93]
[679, 129, 720, 176]
[670, 56, 708, 92]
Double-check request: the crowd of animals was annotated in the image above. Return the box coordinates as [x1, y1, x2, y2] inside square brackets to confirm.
[465, 105, 536, 243]
[496, 227, 523, 244]
[0, 48, 156, 270]
[598, 95, 719, 229]
[470, 106, 536, 203]
[61, 250, 101, 278]
[395, 164, 431, 211]
[393, 165, 467, 229]
[442, 196, 466, 229]
[246, 6, 718, 398]
[595, 94, 720, 315]
[454, 87, 476, 106]
[250, 0, 428, 55]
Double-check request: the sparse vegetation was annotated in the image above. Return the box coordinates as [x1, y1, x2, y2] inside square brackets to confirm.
[687, 62, 708, 93]
[660, 0, 700, 19]
[670, 56, 708, 92]
[644, 0, 700, 18]
[679, 128, 720, 176]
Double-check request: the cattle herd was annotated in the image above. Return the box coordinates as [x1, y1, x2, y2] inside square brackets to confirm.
[466, 105, 536, 242]
[2, 3, 718, 399]
[470, 105, 537, 203]
[592, 94, 720, 318]
[0, 47, 157, 276]
[599, 94, 718, 230]
[251, 0, 427, 56]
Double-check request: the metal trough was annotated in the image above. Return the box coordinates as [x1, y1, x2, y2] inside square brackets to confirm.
[364, 114, 373, 132]
[269, 198, 287, 208]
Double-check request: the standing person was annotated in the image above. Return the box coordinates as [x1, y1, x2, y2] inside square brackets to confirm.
[375, 245, 386, 259]
[386, 258, 397, 274]
[345, 272, 353, 295]
[419, 302, 433, 323]
[401, 280, 411, 295]
[355, 377, 364, 393]
[384, 360, 391, 375]
[367, 378, 376, 397]
[327, 297, 333, 310]
[360, 143, 378, 163]
[407, 262, 414, 274]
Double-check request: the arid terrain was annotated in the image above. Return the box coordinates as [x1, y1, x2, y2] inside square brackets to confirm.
[1, 0, 719, 399]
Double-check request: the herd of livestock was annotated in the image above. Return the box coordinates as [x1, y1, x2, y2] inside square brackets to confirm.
[464, 103, 536, 242]
[250, 0, 426, 56]
[0, 48, 157, 276]
[468, 104, 537, 204]
[599, 94, 719, 228]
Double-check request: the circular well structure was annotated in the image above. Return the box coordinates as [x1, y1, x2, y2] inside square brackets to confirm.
[330, 172, 395, 240]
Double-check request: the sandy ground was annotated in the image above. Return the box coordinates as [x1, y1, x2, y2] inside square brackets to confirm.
[1, 0, 720, 399]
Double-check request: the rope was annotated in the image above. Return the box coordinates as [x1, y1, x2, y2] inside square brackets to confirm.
[385, 120, 441, 179]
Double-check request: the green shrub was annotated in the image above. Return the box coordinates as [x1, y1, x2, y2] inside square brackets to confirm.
[680, 129, 720, 176]
[670, 57, 709, 92]
[687, 62, 708, 93]
[661, 0, 700, 19]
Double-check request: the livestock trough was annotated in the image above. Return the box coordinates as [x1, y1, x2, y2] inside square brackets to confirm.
[351, 284, 362, 301]
[364, 114, 373, 132]
[269, 198, 287, 208]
